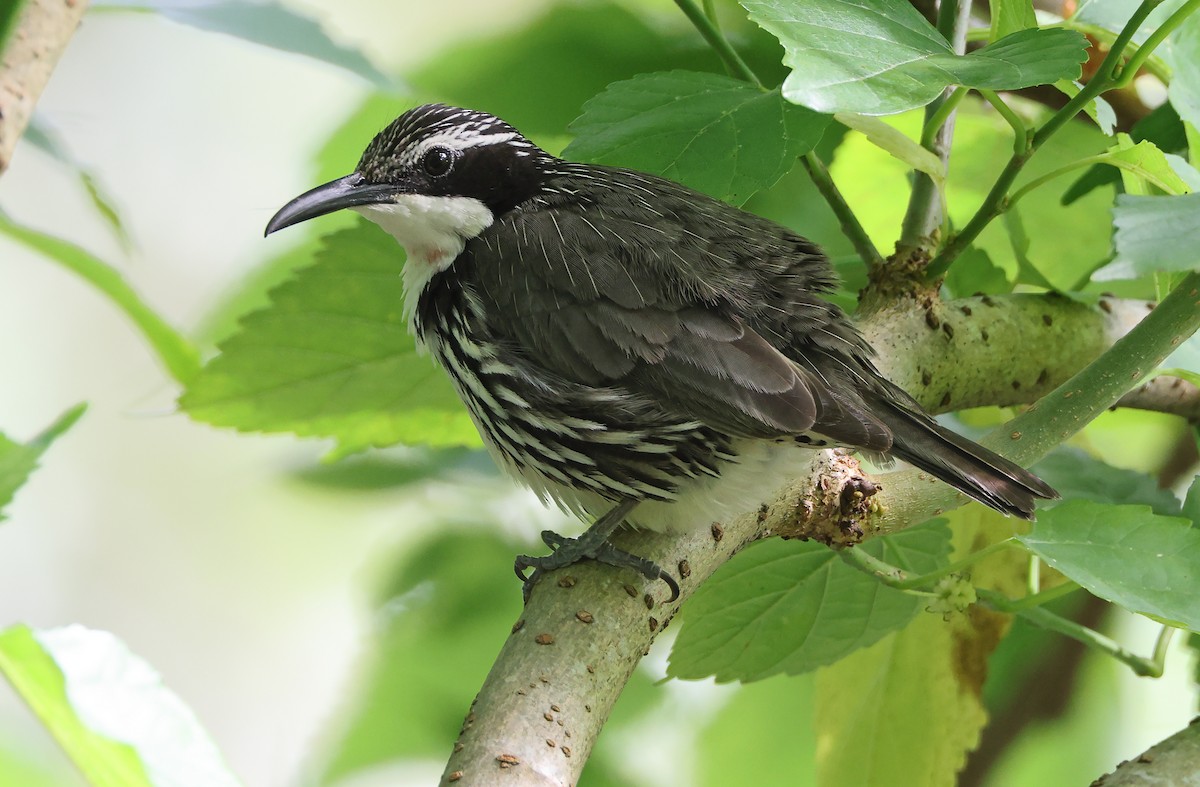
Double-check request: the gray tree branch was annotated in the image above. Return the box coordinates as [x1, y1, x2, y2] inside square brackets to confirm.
[439, 293, 1164, 786]
[0, 0, 89, 176]
[1095, 717, 1200, 785]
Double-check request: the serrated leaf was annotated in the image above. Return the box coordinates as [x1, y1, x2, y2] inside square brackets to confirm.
[0, 624, 241, 787]
[1107, 135, 1192, 196]
[741, 0, 1088, 115]
[1017, 500, 1200, 629]
[1032, 447, 1181, 515]
[1094, 191, 1200, 280]
[1063, 102, 1186, 205]
[667, 522, 951, 682]
[564, 71, 829, 205]
[1055, 79, 1117, 136]
[0, 405, 85, 522]
[814, 612, 987, 787]
[99, 0, 395, 89]
[1181, 474, 1200, 525]
[182, 222, 478, 456]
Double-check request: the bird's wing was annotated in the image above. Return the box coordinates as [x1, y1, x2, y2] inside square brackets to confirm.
[469, 197, 892, 448]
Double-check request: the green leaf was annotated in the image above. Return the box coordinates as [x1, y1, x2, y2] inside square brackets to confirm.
[741, 0, 1088, 115]
[1167, 12, 1200, 130]
[0, 624, 242, 787]
[316, 530, 527, 780]
[1180, 474, 1200, 525]
[834, 112, 945, 185]
[1095, 192, 1200, 280]
[0, 214, 200, 384]
[1063, 102, 1186, 205]
[1031, 447, 1182, 516]
[667, 522, 951, 682]
[814, 611, 988, 787]
[1107, 135, 1192, 196]
[1003, 205, 1057, 289]
[0, 0, 27, 62]
[1017, 500, 1200, 629]
[564, 71, 829, 205]
[182, 222, 478, 457]
[990, 0, 1037, 41]
[99, 0, 395, 90]
[1054, 79, 1117, 136]
[0, 405, 85, 522]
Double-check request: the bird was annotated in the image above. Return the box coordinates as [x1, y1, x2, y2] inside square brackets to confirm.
[265, 102, 1058, 601]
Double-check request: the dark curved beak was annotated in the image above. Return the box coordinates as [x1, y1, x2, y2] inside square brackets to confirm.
[264, 173, 400, 236]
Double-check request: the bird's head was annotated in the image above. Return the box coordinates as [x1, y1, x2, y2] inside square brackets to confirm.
[265, 104, 554, 263]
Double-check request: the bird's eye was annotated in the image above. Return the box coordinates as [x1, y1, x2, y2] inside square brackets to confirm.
[421, 146, 454, 177]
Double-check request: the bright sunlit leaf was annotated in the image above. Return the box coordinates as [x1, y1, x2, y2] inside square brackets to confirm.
[565, 71, 830, 206]
[1018, 500, 1200, 630]
[0, 405, 85, 522]
[0, 624, 242, 787]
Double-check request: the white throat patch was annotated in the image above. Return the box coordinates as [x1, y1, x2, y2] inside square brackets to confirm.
[353, 194, 494, 333]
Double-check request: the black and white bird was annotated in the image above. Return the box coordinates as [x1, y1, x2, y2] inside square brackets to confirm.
[265, 103, 1057, 600]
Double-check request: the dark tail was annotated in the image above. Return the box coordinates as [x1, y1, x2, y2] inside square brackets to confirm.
[872, 393, 1059, 519]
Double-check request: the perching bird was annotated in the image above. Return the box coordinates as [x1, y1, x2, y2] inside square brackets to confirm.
[265, 103, 1057, 600]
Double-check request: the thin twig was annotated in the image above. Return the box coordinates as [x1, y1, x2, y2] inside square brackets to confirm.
[801, 152, 883, 268]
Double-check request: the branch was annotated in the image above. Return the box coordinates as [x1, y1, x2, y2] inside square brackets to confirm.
[439, 292, 1167, 786]
[1095, 717, 1200, 785]
[0, 0, 89, 176]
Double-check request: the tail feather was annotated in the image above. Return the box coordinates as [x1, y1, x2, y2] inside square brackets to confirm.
[872, 396, 1059, 519]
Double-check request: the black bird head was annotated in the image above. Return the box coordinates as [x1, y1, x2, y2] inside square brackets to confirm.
[265, 103, 555, 247]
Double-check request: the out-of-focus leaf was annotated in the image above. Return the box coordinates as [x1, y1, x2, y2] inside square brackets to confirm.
[0, 405, 85, 522]
[667, 522, 951, 682]
[944, 246, 1013, 298]
[405, 2, 788, 140]
[181, 222, 478, 458]
[1094, 192, 1200, 280]
[1167, 12, 1200, 130]
[565, 71, 829, 205]
[1180, 474, 1200, 525]
[97, 0, 395, 89]
[1003, 205, 1057, 289]
[1031, 447, 1182, 515]
[990, 0, 1037, 40]
[698, 675, 816, 786]
[0, 0, 27, 60]
[1018, 500, 1200, 629]
[814, 611, 988, 787]
[834, 112, 944, 185]
[0, 214, 200, 384]
[23, 120, 133, 253]
[0, 624, 241, 787]
[741, 0, 1087, 115]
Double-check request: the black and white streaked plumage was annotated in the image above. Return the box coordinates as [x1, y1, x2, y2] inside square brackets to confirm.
[266, 103, 1058, 599]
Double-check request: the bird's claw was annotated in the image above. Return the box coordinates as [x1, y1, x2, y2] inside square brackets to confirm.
[514, 530, 680, 605]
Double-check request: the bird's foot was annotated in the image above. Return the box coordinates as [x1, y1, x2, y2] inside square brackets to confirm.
[514, 529, 681, 605]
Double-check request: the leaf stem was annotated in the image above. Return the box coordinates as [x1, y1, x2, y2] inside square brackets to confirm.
[838, 537, 1016, 591]
[1004, 579, 1080, 611]
[979, 589, 1164, 676]
[1008, 150, 1187, 207]
[977, 89, 1031, 154]
[801, 152, 884, 268]
[673, 0, 763, 88]
[927, 0, 1163, 279]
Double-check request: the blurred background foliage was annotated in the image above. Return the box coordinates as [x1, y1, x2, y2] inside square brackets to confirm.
[0, 0, 1197, 785]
